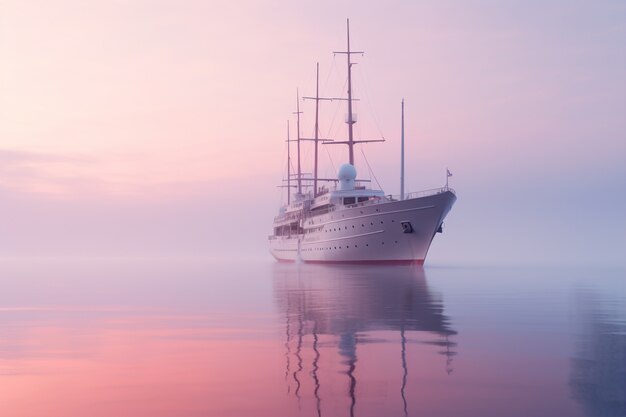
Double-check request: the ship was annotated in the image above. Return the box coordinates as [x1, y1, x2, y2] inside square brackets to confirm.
[269, 19, 456, 264]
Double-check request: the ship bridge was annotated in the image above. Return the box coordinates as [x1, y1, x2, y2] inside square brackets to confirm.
[310, 164, 385, 210]
[310, 188, 385, 211]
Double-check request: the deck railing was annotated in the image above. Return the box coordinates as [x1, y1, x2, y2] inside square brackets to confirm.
[387, 186, 455, 201]
[274, 186, 455, 223]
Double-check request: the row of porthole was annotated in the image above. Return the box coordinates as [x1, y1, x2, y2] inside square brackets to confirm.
[312, 244, 367, 251]
[324, 219, 395, 233]
[358, 208, 381, 214]
[311, 240, 400, 251]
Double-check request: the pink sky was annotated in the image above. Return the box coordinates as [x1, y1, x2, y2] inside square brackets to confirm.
[1, 0, 624, 263]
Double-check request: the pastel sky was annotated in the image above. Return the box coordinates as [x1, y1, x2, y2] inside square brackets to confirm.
[1, 0, 624, 264]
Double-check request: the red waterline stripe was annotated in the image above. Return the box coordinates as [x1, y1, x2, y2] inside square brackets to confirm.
[275, 259, 425, 266]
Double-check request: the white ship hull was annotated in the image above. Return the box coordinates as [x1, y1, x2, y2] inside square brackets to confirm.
[269, 190, 456, 264]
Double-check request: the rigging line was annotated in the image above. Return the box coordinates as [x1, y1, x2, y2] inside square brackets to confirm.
[313, 59, 337, 141]
[279, 142, 289, 205]
[355, 64, 386, 139]
[302, 66, 317, 139]
[324, 141, 336, 177]
[318, 55, 338, 140]
[326, 70, 348, 137]
[290, 159, 297, 180]
[279, 170, 284, 205]
[360, 147, 383, 191]
[315, 57, 337, 137]
[323, 54, 337, 92]
[301, 137, 312, 173]
[323, 76, 348, 140]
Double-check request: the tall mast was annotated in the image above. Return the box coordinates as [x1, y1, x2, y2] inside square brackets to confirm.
[401, 99, 405, 201]
[303, 64, 334, 196]
[327, 21, 383, 168]
[287, 120, 291, 205]
[294, 90, 303, 195]
[314, 63, 320, 197]
[346, 19, 355, 165]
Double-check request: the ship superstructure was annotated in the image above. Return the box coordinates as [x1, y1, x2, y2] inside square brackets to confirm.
[269, 20, 456, 264]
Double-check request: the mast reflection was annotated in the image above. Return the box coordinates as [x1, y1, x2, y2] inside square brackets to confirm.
[274, 263, 457, 417]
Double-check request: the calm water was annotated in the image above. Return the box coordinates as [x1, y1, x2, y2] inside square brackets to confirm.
[0, 259, 624, 417]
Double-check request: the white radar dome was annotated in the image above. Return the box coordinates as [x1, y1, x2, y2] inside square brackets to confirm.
[338, 163, 357, 190]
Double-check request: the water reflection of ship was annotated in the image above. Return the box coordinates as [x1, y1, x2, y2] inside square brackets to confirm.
[273, 263, 458, 417]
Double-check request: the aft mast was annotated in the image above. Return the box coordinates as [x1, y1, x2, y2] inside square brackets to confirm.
[294, 90, 303, 195]
[287, 120, 291, 204]
[303, 63, 333, 197]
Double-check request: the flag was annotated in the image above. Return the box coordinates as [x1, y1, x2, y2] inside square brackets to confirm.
[447, 168, 452, 177]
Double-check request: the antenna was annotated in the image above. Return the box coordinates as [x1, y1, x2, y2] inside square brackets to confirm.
[401, 99, 405, 201]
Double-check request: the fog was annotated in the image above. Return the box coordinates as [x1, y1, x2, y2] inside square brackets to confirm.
[1, 162, 624, 267]
[1, 0, 624, 266]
